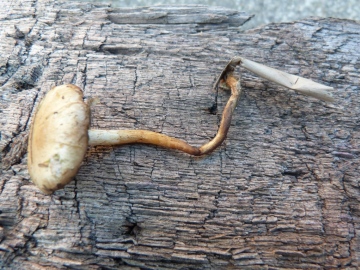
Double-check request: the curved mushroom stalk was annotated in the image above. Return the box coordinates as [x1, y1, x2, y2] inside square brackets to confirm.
[27, 57, 334, 194]
[88, 75, 241, 156]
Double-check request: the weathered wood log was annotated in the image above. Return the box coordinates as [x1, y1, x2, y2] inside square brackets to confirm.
[1, 1, 359, 269]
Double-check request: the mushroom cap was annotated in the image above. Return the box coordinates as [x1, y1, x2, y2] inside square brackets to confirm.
[27, 84, 90, 194]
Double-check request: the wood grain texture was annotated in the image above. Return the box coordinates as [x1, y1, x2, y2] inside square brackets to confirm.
[1, 1, 359, 269]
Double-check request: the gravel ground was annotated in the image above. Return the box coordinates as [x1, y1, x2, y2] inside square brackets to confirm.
[77, 0, 360, 29]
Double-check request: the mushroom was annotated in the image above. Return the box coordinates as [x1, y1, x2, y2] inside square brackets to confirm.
[27, 57, 334, 194]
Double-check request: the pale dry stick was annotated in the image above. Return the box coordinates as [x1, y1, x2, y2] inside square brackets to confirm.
[27, 57, 334, 194]
[231, 57, 334, 102]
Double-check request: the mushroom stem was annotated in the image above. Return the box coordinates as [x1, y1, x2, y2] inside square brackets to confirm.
[88, 73, 241, 156]
[88, 129, 201, 155]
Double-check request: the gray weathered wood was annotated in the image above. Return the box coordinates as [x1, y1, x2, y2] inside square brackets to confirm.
[1, 0, 360, 269]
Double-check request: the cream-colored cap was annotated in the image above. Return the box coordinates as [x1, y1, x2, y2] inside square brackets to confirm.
[27, 84, 90, 194]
